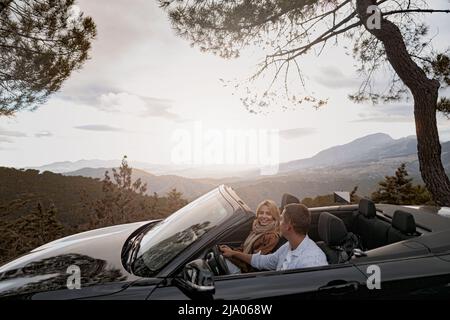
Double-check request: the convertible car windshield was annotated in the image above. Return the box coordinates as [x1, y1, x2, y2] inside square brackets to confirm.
[132, 188, 234, 276]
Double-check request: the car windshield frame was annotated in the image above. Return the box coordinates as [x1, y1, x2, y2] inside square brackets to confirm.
[131, 187, 235, 277]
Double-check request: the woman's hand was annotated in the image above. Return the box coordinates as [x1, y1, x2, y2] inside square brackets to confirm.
[219, 245, 234, 258]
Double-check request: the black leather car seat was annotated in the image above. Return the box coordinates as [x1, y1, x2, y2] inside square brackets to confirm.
[317, 212, 360, 264]
[280, 193, 300, 211]
[387, 210, 417, 244]
[352, 199, 390, 250]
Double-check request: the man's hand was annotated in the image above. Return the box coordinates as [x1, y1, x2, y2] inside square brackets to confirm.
[220, 245, 252, 265]
[219, 245, 235, 258]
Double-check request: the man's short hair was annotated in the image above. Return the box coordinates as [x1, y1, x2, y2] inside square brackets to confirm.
[283, 203, 311, 235]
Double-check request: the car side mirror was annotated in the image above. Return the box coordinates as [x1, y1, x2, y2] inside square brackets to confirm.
[174, 259, 215, 297]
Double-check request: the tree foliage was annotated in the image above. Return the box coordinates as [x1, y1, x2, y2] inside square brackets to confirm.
[167, 187, 188, 213]
[0, 0, 96, 116]
[159, 0, 449, 112]
[0, 200, 65, 264]
[83, 156, 188, 229]
[371, 163, 434, 205]
[0, 163, 189, 264]
[301, 194, 338, 207]
[85, 156, 148, 228]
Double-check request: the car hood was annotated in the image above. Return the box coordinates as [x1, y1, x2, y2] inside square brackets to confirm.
[0, 220, 155, 299]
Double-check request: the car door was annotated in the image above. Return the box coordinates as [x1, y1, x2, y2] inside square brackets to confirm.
[148, 263, 367, 300]
[353, 253, 450, 299]
[350, 229, 450, 299]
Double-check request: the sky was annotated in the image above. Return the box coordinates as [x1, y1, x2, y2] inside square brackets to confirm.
[0, 0, 449, 169]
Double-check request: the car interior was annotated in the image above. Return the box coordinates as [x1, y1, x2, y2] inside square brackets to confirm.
[205, 194, 422, 276]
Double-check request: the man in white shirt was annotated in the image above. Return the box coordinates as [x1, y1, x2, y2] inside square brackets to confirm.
[221, 203, 328, 271]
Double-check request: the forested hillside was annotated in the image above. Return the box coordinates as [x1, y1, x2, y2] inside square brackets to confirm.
[0, 162, 187, 264]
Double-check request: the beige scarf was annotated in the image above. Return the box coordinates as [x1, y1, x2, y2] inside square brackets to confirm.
[242, 219, 279, 254]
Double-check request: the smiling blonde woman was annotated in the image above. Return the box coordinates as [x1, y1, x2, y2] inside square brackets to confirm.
[226, 199, 281, 273]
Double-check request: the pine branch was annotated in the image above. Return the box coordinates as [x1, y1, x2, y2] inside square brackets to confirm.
[383, 9, 450, 17]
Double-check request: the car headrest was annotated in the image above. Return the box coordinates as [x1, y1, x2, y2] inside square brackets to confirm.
[392, 210, 416, 234]
[318, 212, 348, 246]
[359, 198, 376, 218]
[281, 193, 300, 210]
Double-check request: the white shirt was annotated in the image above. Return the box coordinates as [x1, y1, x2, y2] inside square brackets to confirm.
[250, 235, 328, 271]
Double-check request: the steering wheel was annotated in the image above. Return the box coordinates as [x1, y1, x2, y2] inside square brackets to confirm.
[206, 245, 230, 275]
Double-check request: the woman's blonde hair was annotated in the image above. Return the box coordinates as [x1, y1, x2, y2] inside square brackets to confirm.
[255, 199, 280, 223]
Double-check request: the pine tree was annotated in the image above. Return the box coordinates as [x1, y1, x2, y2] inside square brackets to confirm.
[0, 0, 97, 116]
[0, 201, 65, 264]
[411, 185, 435, 205]
[167, 188, 188, 213]
[111, 156, 147, 195]
[371, 163, 434, 205]
[80, 156, 189, 231]
[31, 202, 65, 244]
[86, 156, 155, 229]
[148, 192, 162, 215]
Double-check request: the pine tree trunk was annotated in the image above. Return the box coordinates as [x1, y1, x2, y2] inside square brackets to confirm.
[356, 0, 450, 206]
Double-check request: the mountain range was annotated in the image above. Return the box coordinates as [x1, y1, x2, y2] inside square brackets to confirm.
[63, 167, 224, 201]
[25, 133, 450, 209]
[278, 133, 420, 172]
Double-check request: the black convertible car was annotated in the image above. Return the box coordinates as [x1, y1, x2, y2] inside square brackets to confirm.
[1, 185, 450, 299]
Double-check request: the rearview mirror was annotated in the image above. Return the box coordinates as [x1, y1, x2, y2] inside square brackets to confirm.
[174, 259, 215, 297]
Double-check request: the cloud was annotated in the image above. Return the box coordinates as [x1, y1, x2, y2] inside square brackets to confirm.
[372, 104, 413, 117]
[58, 86, 187, 122]
[0, 128, 27, 137]
[352, 116, 414, 123]
[313, 66, 360, 89]
[57, 84, 113, 106]
[139, 96, 187, 122]
[52, 1, 188, 123]
[279, 128, 317, 139]
[35, 131, 53, 138]
[0, 128, 26, 144]
[77, 0, 171, 62]
[98, 92, 187, 122]
[74, 125, 125, 132]
[0, 136, 13, 143]
[352, 104, 414, 123]
[0, 146, 14, 151]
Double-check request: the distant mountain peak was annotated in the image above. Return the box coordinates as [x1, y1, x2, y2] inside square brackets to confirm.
[351, 132, 393, 143]
[280, 132, 416, 173]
